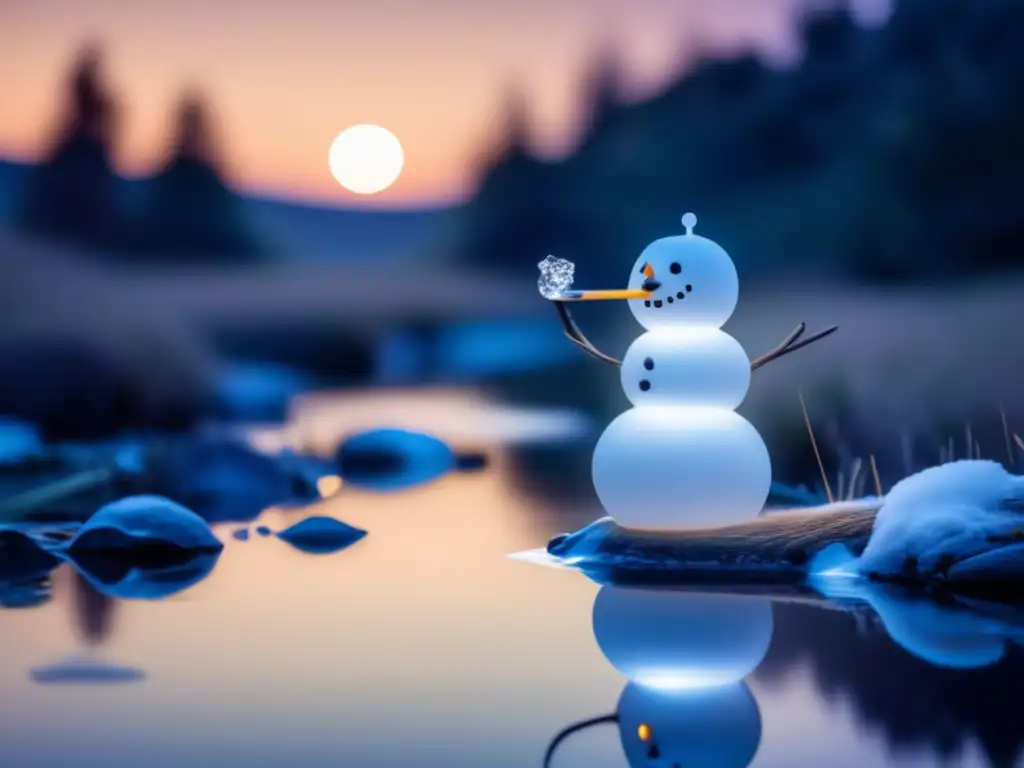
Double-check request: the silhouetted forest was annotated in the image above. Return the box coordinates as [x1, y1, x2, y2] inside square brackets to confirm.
[15, 45, 260, 261]
[454, 0, 1024, 285]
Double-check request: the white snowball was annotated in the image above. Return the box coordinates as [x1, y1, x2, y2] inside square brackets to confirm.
[592, 587, 774, 689]
[616, 681, 762, 768]
[620, 328, 751, 408]
[591, 407, 771, 530]
[626, 233, 738, 331]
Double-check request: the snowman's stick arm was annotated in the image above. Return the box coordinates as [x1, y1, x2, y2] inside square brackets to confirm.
[751, 322, 838, 371]
[543, 713, 619, 768]
[552, 300, 622, 366]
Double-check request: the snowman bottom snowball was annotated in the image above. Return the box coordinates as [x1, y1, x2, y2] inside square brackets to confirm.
[591, 407, 771, 530]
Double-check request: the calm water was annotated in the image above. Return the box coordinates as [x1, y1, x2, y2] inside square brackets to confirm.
[2, 389, 1022, 768]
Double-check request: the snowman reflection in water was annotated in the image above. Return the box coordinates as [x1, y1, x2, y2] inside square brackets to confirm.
[544, 588, 773, 768]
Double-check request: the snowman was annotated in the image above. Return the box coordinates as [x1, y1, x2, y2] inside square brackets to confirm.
[539, 213, 836, 530]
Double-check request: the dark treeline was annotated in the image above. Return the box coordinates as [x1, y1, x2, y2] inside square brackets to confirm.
[452, 0, 1024, 286]
[15, 45, 260, 262]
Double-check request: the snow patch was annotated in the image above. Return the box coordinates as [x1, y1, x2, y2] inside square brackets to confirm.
[858, 461, 1024, 578]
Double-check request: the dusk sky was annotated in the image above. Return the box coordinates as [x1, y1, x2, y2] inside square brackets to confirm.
[1, 0, 889, 207]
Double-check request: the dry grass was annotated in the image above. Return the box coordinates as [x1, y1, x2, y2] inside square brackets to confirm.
[799, 389, 834, 503]
[870, 454, 883, 497]
[791, 391, 1024, 508]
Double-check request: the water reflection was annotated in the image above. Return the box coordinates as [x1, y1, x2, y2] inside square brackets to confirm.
[548, 587, 771, 767]
[851, 584, 1024, 670]
[27, 550, 221, 689]
[0, 528, 60, 608]
[757, 593, 1024, 767]
[617, 682, 761, 768]
[592, 588, 773, 691]
[68, 550, 222, 601]
[29, 657, 146, 685]
[71, 569, 114, 644]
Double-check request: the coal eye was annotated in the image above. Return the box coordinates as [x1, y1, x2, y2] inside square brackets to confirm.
[670, 262, 681, 274]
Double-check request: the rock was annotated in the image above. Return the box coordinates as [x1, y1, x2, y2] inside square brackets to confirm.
[276, 516, 366, 555]
[231, 528, 250, 541]
[0, 419, 42, 464]
[30, 657, 146, 685]
[67, 495, 222, 553]
[256, 525, 272, 537]
[336, 428, 456, 490]
[145, 437, 322, 523]
[454, 452, 489, 472]
[0, 528, 62, 583]
[947, 544, 1024, 583]
[69, 550, 221, 600]
[214, 361, 312, 422]
[0, 580, 51, 609]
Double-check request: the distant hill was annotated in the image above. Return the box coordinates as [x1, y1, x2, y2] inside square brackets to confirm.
[0, 158, 457, 264]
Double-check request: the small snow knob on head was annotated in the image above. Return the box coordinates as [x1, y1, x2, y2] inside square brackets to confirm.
[681, 212, 698, 235]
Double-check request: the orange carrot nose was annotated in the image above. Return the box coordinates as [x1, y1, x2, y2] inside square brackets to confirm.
[643, 262, 655, 279]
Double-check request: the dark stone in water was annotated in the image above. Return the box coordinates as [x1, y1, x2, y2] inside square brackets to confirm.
[340, 447, 407, 475]
[0, 528, 62, 583]
[454, 452, 488, 472]
[67, 495, 222, 553]
[276, 516, 367, 555]
[213, 362, 312, 423]
[256, 525, 272, 537]
[0, 580, 51, 609]
[146, 437, 322, 523]
[231, 528, 250, 541]
[0, 419, 42, 464]
[335, 428, 456, 490]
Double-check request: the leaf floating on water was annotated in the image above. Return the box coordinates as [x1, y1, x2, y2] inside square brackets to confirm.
[276, 516, 367, 555]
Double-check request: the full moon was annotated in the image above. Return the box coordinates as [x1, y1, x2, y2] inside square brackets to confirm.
[328, 124, 404, 195]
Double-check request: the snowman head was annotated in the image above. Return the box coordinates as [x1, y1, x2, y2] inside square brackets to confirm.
[627, 213, 739, 330]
